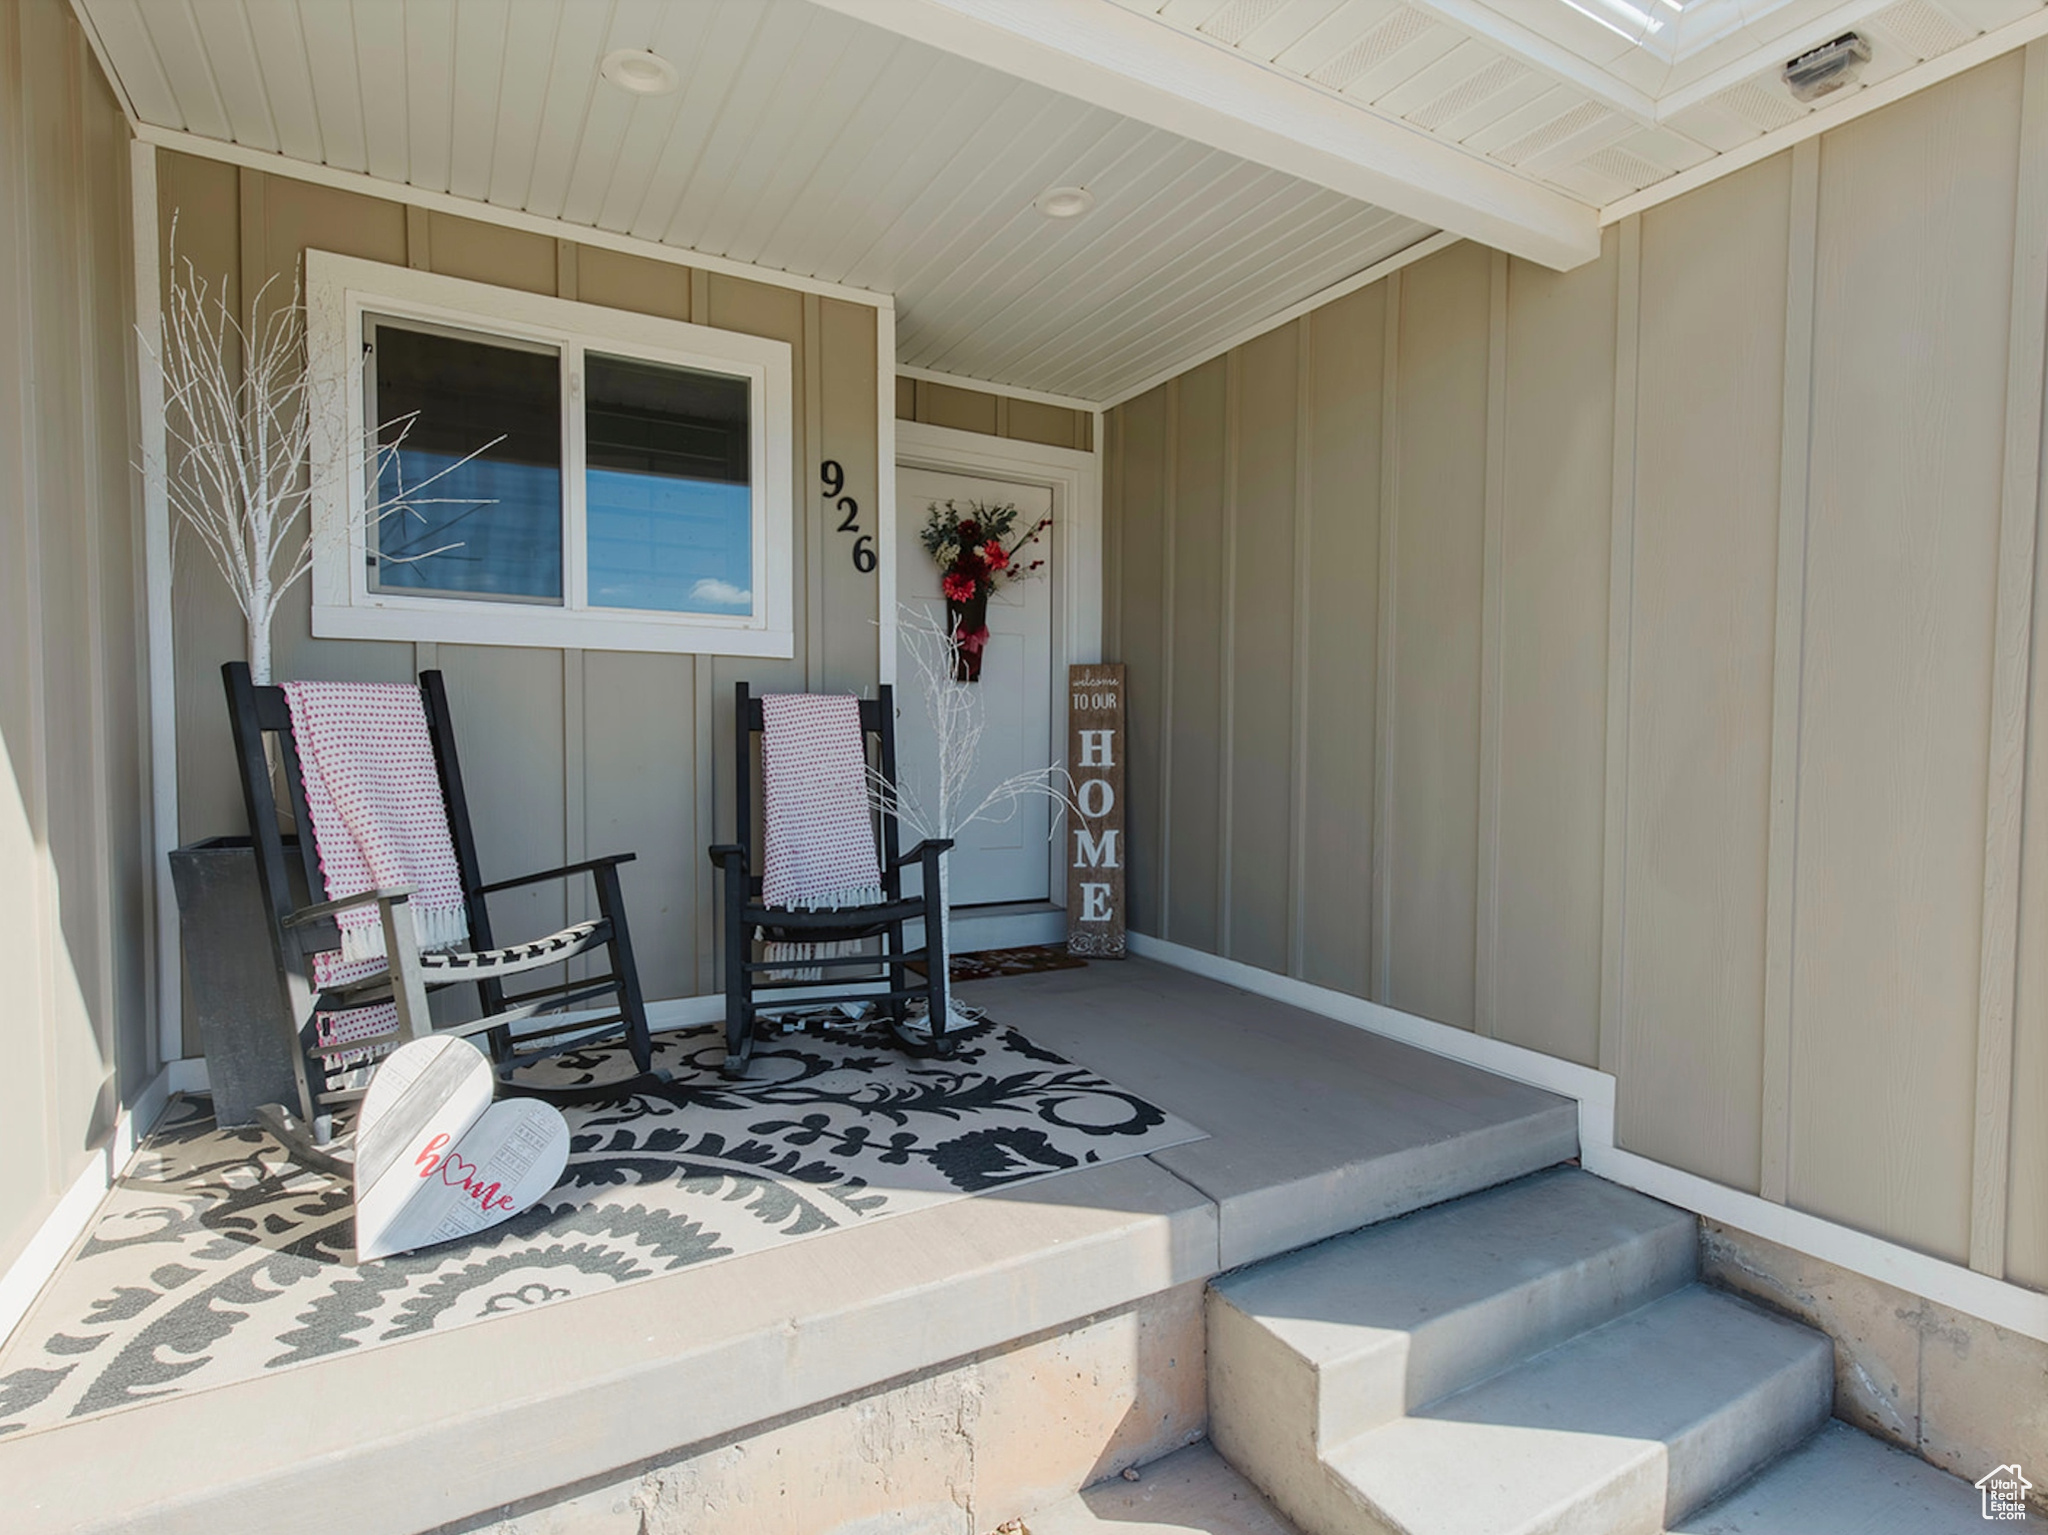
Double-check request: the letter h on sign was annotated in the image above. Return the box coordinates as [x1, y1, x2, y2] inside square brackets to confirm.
[1066, 664, 1126, 957]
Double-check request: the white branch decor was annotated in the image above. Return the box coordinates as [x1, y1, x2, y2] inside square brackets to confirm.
[143, 220, 499, 684]
[871, 605, 1081, 1022]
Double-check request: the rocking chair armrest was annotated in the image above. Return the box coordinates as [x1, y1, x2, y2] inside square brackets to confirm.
[887, 837, 955, 872]
[472, 853, 637, 897]
[707, 843, 749, 872]
[282, 887, 413, 930]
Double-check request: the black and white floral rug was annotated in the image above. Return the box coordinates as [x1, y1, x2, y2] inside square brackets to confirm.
[0, 1019, 1203, 1435]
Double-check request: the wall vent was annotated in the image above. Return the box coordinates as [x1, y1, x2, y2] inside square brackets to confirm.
[1870, 0, 1972, 63]
[1584, 145, 1668, 191]
[1198, 0, 1291, 49]
[1407, 56, 1528, 134]
[1494, 101, 1613, 168]
[1711, 78, 1806, 132]
[1309, 8, 1433, 92]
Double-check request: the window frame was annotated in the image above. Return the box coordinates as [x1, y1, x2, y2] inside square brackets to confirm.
[307, 249, 795, 657]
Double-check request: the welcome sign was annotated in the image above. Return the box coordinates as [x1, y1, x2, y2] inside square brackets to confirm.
[1067, 663, 1126, 958]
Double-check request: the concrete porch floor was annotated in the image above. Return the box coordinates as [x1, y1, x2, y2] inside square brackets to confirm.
[1, 957, 1577, 1535]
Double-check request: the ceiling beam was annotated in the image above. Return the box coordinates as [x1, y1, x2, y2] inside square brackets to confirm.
[805, 0, 1603, 270]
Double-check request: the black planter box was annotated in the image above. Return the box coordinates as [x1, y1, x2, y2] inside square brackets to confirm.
[168, 836, 303, 1128]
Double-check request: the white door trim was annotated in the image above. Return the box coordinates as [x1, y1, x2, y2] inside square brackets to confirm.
[894, 420, 1103, 909]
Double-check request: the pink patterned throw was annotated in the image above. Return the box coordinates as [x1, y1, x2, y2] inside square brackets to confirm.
[760, 694, 883, 911]
[281, 681, 471, 967]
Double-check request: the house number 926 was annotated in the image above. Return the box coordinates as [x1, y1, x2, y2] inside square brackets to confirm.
[821, 460, 876, 574]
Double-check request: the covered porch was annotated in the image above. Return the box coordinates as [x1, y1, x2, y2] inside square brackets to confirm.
[5, 0, 2048, 1530]
[2, 958, 1574, 1533]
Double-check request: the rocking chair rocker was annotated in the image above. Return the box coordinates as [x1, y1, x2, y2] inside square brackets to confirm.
[224, 661, 661, 1176]
[708, 682, 954, 1078]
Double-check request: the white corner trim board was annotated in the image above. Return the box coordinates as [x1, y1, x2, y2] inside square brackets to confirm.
[1129, 932, 2048, 1345]
[0, 1066, 173, 1351]
[131, 137, 181, 1071]
[878, 305, 901, 689]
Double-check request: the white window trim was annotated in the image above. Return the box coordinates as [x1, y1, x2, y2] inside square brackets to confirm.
[306, 249, 795, 657]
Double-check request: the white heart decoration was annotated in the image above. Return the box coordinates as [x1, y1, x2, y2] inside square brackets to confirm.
[352, 1034, 571, 1263]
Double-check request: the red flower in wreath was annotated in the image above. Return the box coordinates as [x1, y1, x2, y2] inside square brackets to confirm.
[982, 540, 1010, 572]
[941, 570, 978, 603]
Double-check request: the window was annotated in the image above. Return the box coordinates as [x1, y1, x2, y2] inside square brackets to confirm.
[368, 322, 564, 603]
[308, 250, 794, 657]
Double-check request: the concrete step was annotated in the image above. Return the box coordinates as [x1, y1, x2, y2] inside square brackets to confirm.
[1673, 1419, 2002, 1534]
[1327, 1285, 1832, 1535]
[1210, 1168, 1697, 1455]
[1022, 1442, 1302, 1535]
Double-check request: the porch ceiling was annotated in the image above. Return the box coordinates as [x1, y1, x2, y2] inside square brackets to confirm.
[72, 0, 2048, 403]
[73, 0, 1437, 403]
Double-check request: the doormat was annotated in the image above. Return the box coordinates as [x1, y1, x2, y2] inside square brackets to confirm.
[914, 944, 1091, 983]
[0, 1020, 1202, 1436]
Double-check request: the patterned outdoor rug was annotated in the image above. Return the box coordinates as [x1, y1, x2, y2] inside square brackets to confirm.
[0, 1019, 1202, 1436]
[917, 944, 1091, 983]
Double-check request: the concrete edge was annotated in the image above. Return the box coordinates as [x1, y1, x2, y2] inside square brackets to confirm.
[4, 1156, 1219, 1535]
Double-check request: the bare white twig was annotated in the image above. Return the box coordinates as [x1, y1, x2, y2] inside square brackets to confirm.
[141, 216, 501, 683]
[871, 605, 1080, 1024]
[871, 605, 1082, 843]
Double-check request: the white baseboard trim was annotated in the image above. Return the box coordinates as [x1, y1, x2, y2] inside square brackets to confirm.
[1130, 931, 2048, 1343]
[0, 1065, 177, 1350]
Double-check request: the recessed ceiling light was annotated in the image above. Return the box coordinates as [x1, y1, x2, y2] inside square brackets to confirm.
[600, 48, 679, 96]
[1034, 185, 1096, 220]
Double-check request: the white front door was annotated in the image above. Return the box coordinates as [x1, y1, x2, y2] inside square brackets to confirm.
[895, 465, 1055, 906]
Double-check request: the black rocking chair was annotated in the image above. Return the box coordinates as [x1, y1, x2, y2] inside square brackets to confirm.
[708, 682, 953, 1079]
[224, 661, 661, 1176]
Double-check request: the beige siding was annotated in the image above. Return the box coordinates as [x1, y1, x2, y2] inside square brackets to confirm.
[1388, 242, 1490, 1031]
[1495, 241, 1615, 1067]
[1620, 155, 1789, 1192]
[2015, 256, 2048, 1287]
[820, 300, 880, 696]
[1787, 59, 2023, 1263]
[159, 152, 886, 1049]
[895, 375, 1093, 451]
[1228, 326, 1299, 974]
[0, 0, 150, 1274]
[1103, 51, 2048, 1281]
[1299, 287, 1384, 997]
[914, 378, 998, 437]
[1168, 362, 1228, 953]
[1116, 388, 1168, 936]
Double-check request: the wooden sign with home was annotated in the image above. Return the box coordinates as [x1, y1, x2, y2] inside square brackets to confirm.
[1066, 663, 1126, 958]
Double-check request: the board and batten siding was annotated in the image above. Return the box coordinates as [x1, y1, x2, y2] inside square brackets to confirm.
[157, 149, 883, 1051]
[895, 375, 1092, 452]
[0, 0, 152, 1278]
[1104, 48, 2048, 1287]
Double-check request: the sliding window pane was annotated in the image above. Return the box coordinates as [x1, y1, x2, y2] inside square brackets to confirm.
[368, 321, 563, 601]
[584, 354, 753, 615]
